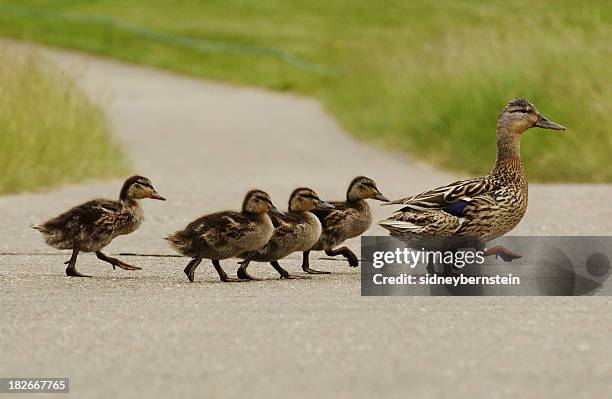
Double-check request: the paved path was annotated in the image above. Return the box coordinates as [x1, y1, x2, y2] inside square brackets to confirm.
[1, 44, 611, 399]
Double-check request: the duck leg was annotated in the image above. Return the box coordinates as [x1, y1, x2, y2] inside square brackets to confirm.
[441, 249, 462, 277]
[270, 260, 309, 279]
[302, 251, 330, 274]
[184, 256, 203, 282]
[95, 251, 141, 271]
[236, 259, 262, 281]
[426, 259, 436, 275]
[65, 247, 90, 277]
[325, 247, 359, 267]
[483, 246, 522, 262]
[213, 260, 248, 282]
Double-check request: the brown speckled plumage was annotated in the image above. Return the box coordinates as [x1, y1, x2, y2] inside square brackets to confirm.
[33, 175, 165, 277]
[236, 188, 333, 279]
[379, 99, 565, 244]
[166, 190, 281, 282]
[302, 176, 389, 272]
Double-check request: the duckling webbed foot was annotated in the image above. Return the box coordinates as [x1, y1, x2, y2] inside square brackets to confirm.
[301, 251, 331, 274]
[483, 246, 522, 262]
[64, 248, 91, 277]
[213, 260, 249, 282]
[325, 247, 359, 267]
[236, 260, 262, 281]
[270, 261, 310, 279]
[96, 251, 141, 271]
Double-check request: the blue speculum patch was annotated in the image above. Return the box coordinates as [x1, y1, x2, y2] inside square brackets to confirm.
[443, 200, 468, 217]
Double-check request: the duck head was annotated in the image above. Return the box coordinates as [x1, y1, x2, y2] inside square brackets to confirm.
[243, 190, 284, 216]
[346, 176, 389, 202]
[288, 188, 334, 212]
[499, 99, 565, 134]
[120, 175, 165, 202]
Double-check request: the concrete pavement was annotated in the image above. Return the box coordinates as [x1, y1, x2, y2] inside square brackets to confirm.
[1, 44, 611, 398]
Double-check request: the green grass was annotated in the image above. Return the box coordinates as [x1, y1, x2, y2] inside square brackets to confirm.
[0, 1, 610, 182]
[0, 45, 130, 194]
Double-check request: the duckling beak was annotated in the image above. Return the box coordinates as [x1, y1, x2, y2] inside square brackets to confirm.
[316, 199, 335, 210]
[150, 191, 166, 201]
[269, 206, 285, 216]
[535, 115, 565, 131]
[373, 191, 390, 202]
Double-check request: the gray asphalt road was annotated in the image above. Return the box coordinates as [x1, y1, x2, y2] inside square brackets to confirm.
[1, 43, 611, 399]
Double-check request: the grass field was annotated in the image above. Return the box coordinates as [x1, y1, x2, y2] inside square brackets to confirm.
[0, 1, 609, 182]
[0, 46, 129, 194]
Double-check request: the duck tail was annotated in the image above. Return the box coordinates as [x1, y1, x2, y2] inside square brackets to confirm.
[31, 223, 49, 233]
[165, 230, 196, 257]
[378, 218, 424, 235]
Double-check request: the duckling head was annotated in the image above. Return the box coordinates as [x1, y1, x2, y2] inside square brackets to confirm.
[288, 188, 334, 212]
[346, 176, 389, 202]
[120, 175, 166, 202]
[499, 99, 565, 135]
[243, 190, 284, 216]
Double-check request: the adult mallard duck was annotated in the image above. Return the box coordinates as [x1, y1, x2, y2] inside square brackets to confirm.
[166, 189, 282, 283]
[236, 187, 334, 280]
[302, 176, 389, 273]
[379, 99, 565, 268]
[32, 175, 166, 277]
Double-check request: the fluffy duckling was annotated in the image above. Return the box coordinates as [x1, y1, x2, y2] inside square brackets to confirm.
[302, 176, 389, 273]
[166, 190, 282, 283]
[32, 175, 166, 277]
[236, 188, 334, 280]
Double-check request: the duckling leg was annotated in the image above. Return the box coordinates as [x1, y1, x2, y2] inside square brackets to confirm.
[212, 260, 248, 282]
[325, 247, 359, 267]
[95, 251, 142, 271]
[270, 261, 309, 279]
[483, 246, 522, 262]
[301, 251, 330, 274]
[184, 256, 203, 283]
[236, 260, 262, 281]
[64, 247, 90, 277]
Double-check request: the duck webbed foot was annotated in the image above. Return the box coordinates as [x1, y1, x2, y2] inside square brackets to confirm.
[483, 246, 522, 262]
[325, 247, 359, 267]
[95, 251, 142, 271]
[213, 260, 249, 282]
[301, 251, 331, 274]
[64, 248, 91, 277]
[184, 256, 203, 283]
[270, 261, 309, 279]
[236, 260, 262, 281]
[442, 262, 463, 277]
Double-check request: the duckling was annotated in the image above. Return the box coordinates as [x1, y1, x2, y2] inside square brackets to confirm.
[166, 190, 283, 283]
[236, 188, 334, 280]
[379, 99, 565, 273]
[32, 175, 166, 277]
[302, 176, 389, 273]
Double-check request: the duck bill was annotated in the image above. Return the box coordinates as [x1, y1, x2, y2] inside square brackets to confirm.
[150, 191, 166, 201]
[535, 115, 565, 131]
[315, 199, 335, 210]
[373, 191, 390, 202]
[269, 206, 285, 216]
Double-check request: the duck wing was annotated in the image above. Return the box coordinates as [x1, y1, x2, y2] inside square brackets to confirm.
[385, 177, 492, 212]
[380, 190, 500, 240]
[186, 211, 255, 247]
[310, 202, 352, 229]
[41, 199, 122, 234]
